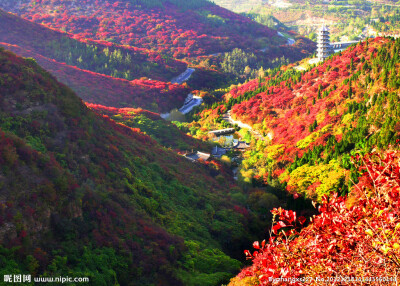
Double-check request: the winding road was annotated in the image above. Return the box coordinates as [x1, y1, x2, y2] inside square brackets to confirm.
[278, 32, 296, 46]
[179, 94, 203, 114]
[261, 32, 295, 52]
[171, 68, 195, 84]
[161, 68, 202, 118]
[222, 111, 269, 142]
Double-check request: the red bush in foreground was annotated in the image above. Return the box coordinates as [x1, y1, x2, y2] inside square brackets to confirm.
[230, 149, 400, 285]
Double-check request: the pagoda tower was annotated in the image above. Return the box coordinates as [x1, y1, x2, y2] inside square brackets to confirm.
[317, 25, 332, 62]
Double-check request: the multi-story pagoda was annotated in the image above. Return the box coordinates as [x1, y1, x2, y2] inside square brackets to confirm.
[317, 25, 332, 62]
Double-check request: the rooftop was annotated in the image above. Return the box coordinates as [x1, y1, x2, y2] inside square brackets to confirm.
[234, 141, 250, 150]
[184, 151, 211, 162]
[319, 25, 329, 32]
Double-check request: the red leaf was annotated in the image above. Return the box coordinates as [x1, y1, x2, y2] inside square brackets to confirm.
[253, 241, 260, 249]
[272, 221, 286, 234]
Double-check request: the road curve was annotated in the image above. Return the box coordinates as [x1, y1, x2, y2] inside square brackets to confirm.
[171, 68, 195, 84]
[223, 111, 268, 142]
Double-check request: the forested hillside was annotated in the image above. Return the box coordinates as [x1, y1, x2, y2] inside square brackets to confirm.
[195, 37, 400, 200]
[0, 0, 316, 95]
[241, 0, 400, 43]
[0, 47, 276, 285]
[212, 0, 263, 12]
[0, 8, 186, 81]
[0, 41, 189, 113]
[184, 36, 400, 286]
[87, 103, 210, 151]
[1, 0, 279, 57]
[7, 0, 400, 285]
[0, 0, 314, 62]
[0, 9, 191, 113]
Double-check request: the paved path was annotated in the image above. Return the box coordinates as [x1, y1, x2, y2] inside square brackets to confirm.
[223, 111, 253, 130]
[209, 52, 222, 57]
[261, 32, 295, 52]
[278, 32, 296, 46]
[171, 68, 195, 84]
[161, 68, 200, 118]
[222, 111, 268, 142]
[179, 94, 203, 114]
[161, 94, 202, 119]
[232, 167, 238, 181]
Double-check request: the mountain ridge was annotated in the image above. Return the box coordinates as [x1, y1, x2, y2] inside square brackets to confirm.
[0, 0, 315, 63]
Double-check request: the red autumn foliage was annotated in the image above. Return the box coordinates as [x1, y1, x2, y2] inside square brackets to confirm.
[231, 149, 400, 285]
[229, 38, 390, 160]
[0, 46, 252, 284]
[0, 42, 189, 113]
[10, 0, 279, 58]
[0, 8, 186, 81]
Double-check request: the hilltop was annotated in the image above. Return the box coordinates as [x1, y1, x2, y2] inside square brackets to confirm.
[0, 47, 275, 285]
[0, 0, 316, 93]
[2, 0, 282, 57]
[0, 0, 314, 62]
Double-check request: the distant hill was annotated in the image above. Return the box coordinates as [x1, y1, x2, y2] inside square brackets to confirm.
[0, 8, 186, 82]
[0, 41, 189, 113]
[0, 47, 267, 285]
[0, 9, 191, 113]
[0, 0, 310, 59]
[212, 0, 264, 12]
[0, 0, 316, 93]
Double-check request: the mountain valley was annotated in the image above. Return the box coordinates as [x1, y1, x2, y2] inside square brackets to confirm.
[0, 0, 400, 285]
